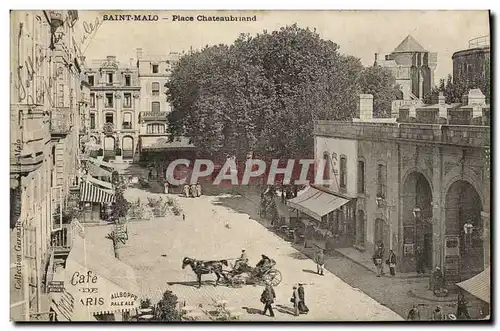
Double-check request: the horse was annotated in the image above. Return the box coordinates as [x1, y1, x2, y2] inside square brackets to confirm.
[181, 257, 229, 288]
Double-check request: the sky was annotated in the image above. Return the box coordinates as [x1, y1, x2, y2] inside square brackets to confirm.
[76, 10, 490, 83]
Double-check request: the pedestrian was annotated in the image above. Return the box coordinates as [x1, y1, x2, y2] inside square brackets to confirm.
[298, 283, 309, 314]
[164, 181, 169, 194]
[260, 282, 276, 317]
[183, 184, 190, 198]
[407, 304, 420, 321]
[293, 184, 298, 198]
[182, 214, 185, 221]
[281, 187, 286, 204]
[314, 249, 325, 275]
[373, 248, 383, 277]
[196, 182, 202, 197]
[432, 305, 444, 321]
[379, 242, 385, 275]
[456, 294, 471, 320]
[190, 184, 197, 198]
[291, 285, 300, 316]
[387, 249, 397, 276]
[148, 169, 152, 180]
[415, 246, 425, 274]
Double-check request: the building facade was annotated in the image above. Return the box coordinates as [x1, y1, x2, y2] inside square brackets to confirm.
[313, 91, 490, 284]
[375, 35, 437, 100]
[85, 56, 140, 162]
[10, 10, 84, 321]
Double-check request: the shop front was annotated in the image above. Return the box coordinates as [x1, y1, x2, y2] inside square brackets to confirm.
[287, 185, 356, 252]
[50, 235, 140, 321]
[79, 179, 116, 223]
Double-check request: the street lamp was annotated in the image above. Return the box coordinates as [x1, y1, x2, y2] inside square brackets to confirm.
[413, 207, 421, 219]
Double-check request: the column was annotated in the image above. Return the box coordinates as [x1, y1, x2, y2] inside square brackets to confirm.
[481, 211, 490, 268]
[432, 146, 444, 270]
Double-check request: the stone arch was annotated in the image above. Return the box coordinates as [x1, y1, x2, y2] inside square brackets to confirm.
[444, 179, 484, 277]
[401, 170, 433, 272]
[103, 136, 116, 151]
[401, 167, 434, 194]
[443, 174, 485, 211]
[122, 136, 134, 159]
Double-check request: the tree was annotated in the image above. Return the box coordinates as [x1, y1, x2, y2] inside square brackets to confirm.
[111, 187, 130, 221]
[155, 290, 181, 321]
[359, 65, 401, 117]
[166, 24, 394, 160]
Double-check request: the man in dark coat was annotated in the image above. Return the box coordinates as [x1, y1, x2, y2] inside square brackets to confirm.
[261, 282, 276, 317]
[297, 283, 309, 314]
[456, 294, 471, 320]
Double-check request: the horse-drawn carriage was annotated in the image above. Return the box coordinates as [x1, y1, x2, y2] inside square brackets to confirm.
[182, 256, 282, 289]
[223, 259, 282, 288]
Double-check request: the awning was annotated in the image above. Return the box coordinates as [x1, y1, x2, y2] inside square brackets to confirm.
[86, 157, 117, 172]
[456, 267, 490, 304]
[55, 236, 140, 320]
[287, 186, 350, 221]
[80, 180, 115, 203]
[141, 136, 195, 151]
[82, 174, 114, 190]
[87, 162, 112, 178]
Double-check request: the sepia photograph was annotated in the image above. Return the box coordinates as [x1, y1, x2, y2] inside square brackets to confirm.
[9, 9, 491, 322]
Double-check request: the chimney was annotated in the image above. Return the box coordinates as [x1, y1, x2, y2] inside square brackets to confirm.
[468, 89, 486, 106]
[438, 92, 447, 119]
[438, 92, 445, 105]
[374, 53, 379, 65]
[358, 94, 373, 121]
[136, 48, 143, 60]
[462, 93, 468, 105]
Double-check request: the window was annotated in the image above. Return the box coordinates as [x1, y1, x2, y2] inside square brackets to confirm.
[376, 164, 387, 198]
[323, 152, 330, 183]
[105, 113, 114, 124]
[90, 93, 95, 108]
[152, 64, 159, 73]
[339, 156, 347, 189]
[107, 73, 113, 84]
[122, 113, 132, 129]
[88, 75, 94, 86]
[124, 93, 132, 108]
[152, 82, 160, 96]
[105, 93, 113, 108]
[151, 101, 160, 113]
[90, 113, 96, 129]
[147, 123, 165, 134]
[125, 75, 131, 87]
[357, 160, 365, 193]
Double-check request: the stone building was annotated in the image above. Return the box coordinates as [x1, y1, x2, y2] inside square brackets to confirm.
[312, 92, 490, 283]
[85, 56, 140, 162]
[452, 35, 490, 102]
[10, 10, 85, 321]
[135, 49, 195, 177]
[375, 35, 437, 100]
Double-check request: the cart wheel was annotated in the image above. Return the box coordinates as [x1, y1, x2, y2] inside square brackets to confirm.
[265, 270, 282, 287]
[231, 276, 245, 288]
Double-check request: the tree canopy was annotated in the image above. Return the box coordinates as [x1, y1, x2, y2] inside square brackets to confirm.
[166, 24, 400, 160]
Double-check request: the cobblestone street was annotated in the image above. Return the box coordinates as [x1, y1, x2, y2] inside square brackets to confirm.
[118, 187, 403, 321]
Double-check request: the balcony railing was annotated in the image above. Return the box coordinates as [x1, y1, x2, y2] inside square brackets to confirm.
[121, 123, 133, 130]
[123, 150, 134, 159]
[314, 121, 490, 148]
[468, 35, 490, 49]
[50, 107, 72, 135]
